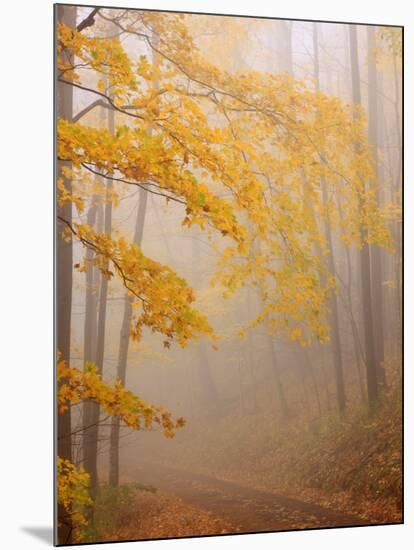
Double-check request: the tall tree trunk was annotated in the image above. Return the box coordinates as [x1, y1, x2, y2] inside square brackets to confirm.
[237, 351, 246, 417]
[267, 336, 289, 418]
[313, 23, 346, 414]
[82, 77, 108, 482]
[83, 102, 114, 490]
[367, 26, 386, 387]
[109, 39, 163, 486]
[336, 195, 367, 401]
[349, 24, 379, 409]
[109, 61, 159, 487]
[191, 229, 220, 417]
[280, 21, 293, 74]
[300, 347, 322, 417]
[198, 341, 220, 414]
[392, 49, 402, 349]
[82, 199, 98, 462]
[56, 4, 75, 544]
[109, 187, 148, 487]
[245, 289, 257, 413]
[382, 64, 401, 359]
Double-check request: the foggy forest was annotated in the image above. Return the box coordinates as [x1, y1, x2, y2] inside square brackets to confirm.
[56, 4, 402, 545]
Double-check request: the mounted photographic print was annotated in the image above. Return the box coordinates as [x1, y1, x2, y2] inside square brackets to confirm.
[55, 3, 403, 545]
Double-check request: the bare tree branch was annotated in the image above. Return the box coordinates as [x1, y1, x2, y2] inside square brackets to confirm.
[77, 7, 100, 33]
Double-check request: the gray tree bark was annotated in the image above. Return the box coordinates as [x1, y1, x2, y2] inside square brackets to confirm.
[349, 25, 379, 409]
[82, 199, 98, 462]
[313, 23, 346, 414]
[108, 187, 148, 487]
[56, 4, 75, 544]
[267, 336, 289, 418]
[367, 26, 386, 387]
[83, 102, 114, 490]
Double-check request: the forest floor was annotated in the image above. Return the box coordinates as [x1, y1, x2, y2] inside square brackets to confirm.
[130, 374, 402, 530]
[85, 459, 373, 544]
[88, 373, 402, 542]
[88, 462, 367, 543]
[91, 486, 235, 542]
[205, 380, 403, 526]
[126, 462, 367, 534]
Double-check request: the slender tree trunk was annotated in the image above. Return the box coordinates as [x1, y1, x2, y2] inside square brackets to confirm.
[313, 23, 346, 414]
[301, 347, 322, 417]
[237, 352, 245, 417]
[349, 25, 379, 409]
[109, 187, 148, 487]
[246, 290, 257, 413]
[383, 59, 402, 359]
[83, 102, 115, 490]
[82, 78, 107, 479]
[109, 39, 166, 486]
[191, 229, 220, 417]
[56, 4, 75, 544]
[82, 199, 98, 462]
[198, 341, 220, 413]
[336, 196, 367, 401]
[280, 21, 293, 74]
[392, 50, 402, 348]
[322, 204, 346, 413]
[292, 348, 311, 416]
[367, 26, 386, 387]
[267, 336, 289, 418]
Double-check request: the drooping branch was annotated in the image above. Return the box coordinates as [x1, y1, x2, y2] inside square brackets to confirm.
[58, 78, 146, 121]
[57, 215, 214, 345]
[80, 162, 187, 205]
[57, 215, 146, 305]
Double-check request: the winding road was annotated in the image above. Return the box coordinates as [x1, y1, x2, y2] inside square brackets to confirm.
[128, 462, 367, 533]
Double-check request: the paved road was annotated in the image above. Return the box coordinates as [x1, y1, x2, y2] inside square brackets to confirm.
[129, 462, 367, 533]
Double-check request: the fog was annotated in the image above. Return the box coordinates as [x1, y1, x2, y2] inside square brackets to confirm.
[57, 6, 402, 542]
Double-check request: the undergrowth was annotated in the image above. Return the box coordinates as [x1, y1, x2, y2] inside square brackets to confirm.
[83, 482, 157, 542]
[165, 372, 402, 522]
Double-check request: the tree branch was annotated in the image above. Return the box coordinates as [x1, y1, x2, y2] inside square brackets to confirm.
[73, 99, 142, 123]
[76, 7, 100, 33]
[57, 215, 148, 306]
[58, 78, 146, 121]
[80, 162, 187, 206]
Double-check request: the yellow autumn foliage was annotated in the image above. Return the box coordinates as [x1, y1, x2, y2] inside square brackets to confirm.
[58, 357, 185, 437]
[57, 9, 392, 346]
[57, 457, 92, 534]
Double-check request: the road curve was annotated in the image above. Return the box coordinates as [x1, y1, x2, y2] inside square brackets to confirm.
[128, 462, 368, 534]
